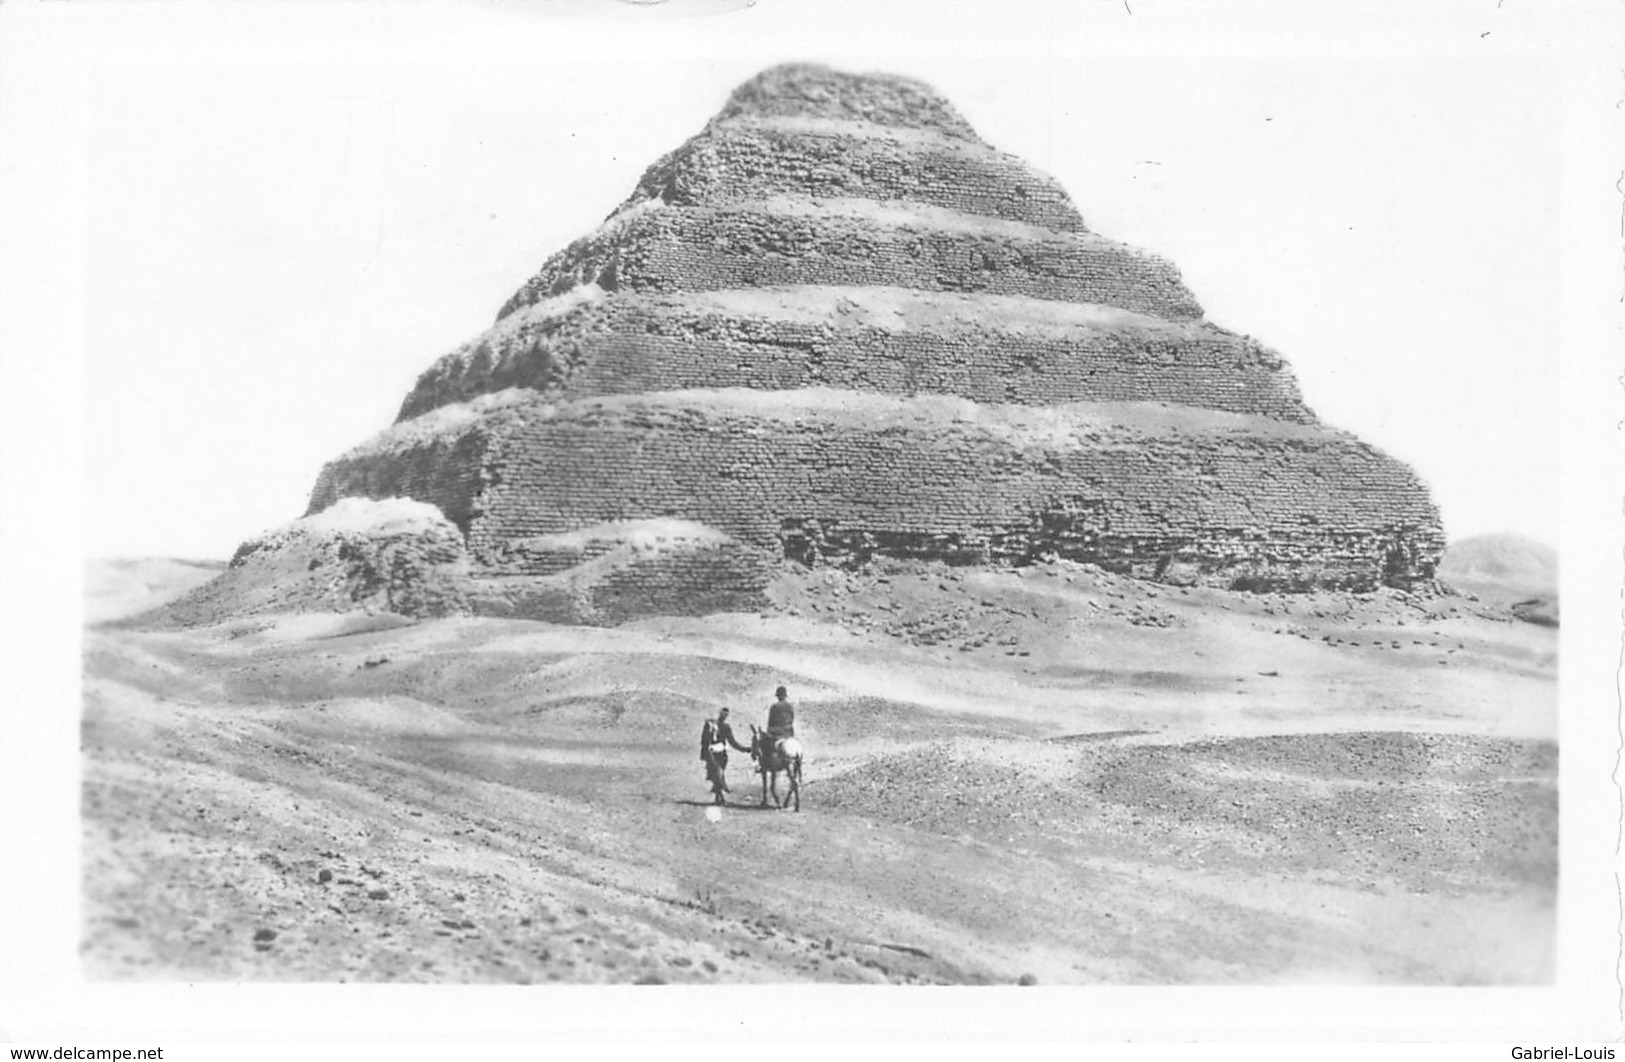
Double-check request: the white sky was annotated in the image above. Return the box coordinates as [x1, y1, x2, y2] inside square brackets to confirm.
[52, 0, 1578, 557]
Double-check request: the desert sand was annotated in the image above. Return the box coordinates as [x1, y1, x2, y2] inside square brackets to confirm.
[80, 554, 1556, 984]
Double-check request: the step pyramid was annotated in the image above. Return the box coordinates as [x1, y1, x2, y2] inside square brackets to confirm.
[303, 63, 1444, 602]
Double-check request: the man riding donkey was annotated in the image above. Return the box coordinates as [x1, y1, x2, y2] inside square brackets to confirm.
[698, 686, 804, 811]
[698, 706, 752, 806]
[750, 686, 804, 811]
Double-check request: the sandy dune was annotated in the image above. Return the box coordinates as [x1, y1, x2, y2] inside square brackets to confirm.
[83, 557, 226, 625]
[81, 557, 1556, 983]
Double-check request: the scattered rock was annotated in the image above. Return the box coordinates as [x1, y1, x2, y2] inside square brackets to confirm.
[880, 942, 933, 959]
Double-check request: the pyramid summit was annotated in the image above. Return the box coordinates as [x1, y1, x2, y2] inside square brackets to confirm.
[709, 63, 985, 141]
[221, 64, 1444, 624]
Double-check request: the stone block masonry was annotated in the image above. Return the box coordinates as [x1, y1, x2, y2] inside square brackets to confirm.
[310, 391, 1442, 594]
[621, 117, 1088, 234]
[400, 287, 1313, 424]
[496, 199, 1202, 323]
[708, 65, 984, 141]
[466, 521, 775, 625]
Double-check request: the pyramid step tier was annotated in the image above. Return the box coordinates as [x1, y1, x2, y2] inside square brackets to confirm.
[314, 389, 1443, 592]
[496, 197, 1202, 322]
[620, 114, 1086, 234]
[403, 284, 1310, 423]
[713, 64, 983, 143]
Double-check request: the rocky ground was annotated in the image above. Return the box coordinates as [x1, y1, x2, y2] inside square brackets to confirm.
[80, 555, 1557, 984]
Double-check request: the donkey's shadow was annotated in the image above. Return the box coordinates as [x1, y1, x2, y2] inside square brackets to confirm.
[672, 798, 781, 812]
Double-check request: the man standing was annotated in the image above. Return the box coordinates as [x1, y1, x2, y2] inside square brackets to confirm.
[700, 707, 751, 805]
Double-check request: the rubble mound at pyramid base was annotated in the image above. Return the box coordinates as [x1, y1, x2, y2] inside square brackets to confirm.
[159, 498, 474, 626]
[165, 505, 775, 628]
[468, 519, 776, 626]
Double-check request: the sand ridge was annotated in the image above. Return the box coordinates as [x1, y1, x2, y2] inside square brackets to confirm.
[81, 555, 1556, 984]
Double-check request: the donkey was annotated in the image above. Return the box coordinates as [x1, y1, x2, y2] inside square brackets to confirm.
[748, 724, 803, 812]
